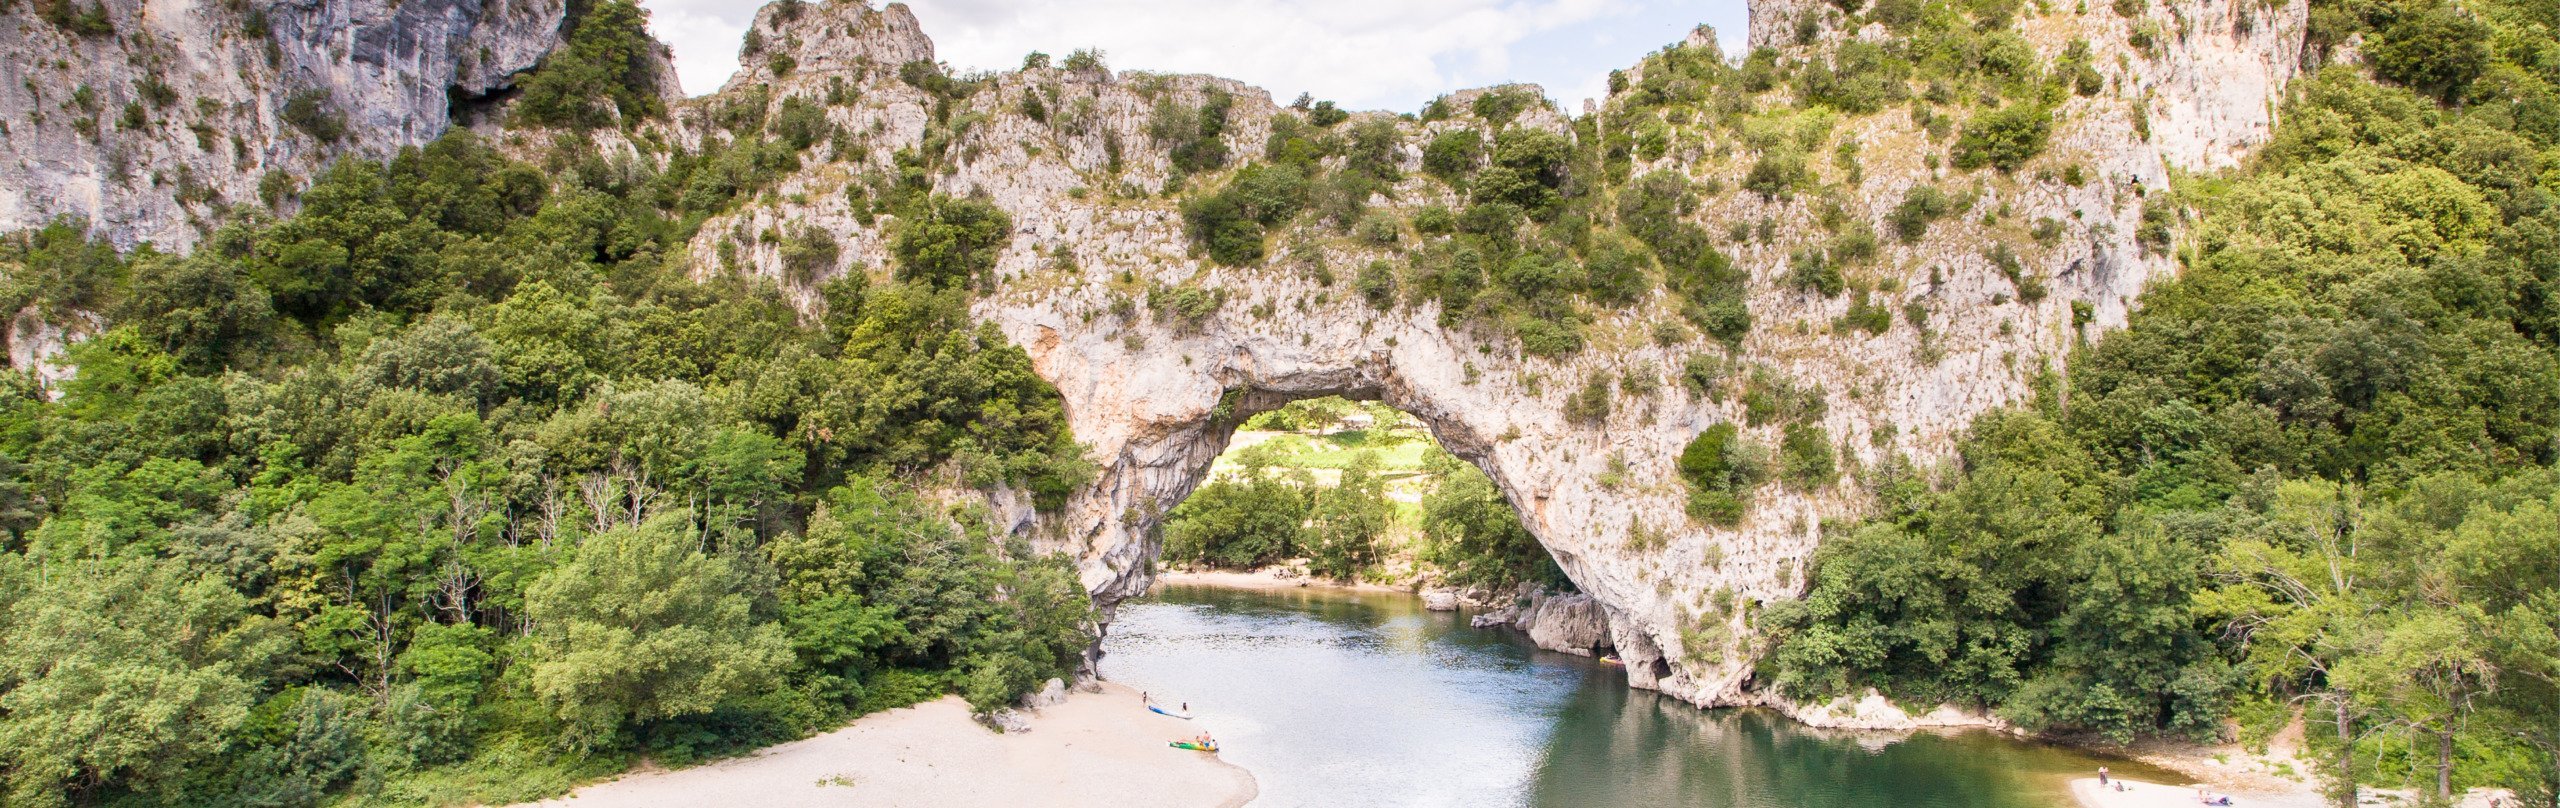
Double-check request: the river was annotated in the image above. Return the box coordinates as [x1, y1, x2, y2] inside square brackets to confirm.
[1100, 584, 2168, 808]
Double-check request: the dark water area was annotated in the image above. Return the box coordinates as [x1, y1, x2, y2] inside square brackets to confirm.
[1101, 584, 2172, 808]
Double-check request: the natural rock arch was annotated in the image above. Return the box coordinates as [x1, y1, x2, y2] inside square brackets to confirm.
[0, 0, 2328, 715]
[670, 0, 2314, 710]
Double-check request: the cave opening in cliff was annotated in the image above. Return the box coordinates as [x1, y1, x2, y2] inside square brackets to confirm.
[1153, 395, 1579, 609]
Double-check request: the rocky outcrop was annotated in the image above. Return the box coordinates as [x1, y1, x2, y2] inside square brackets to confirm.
[5, 307, 96, 387]
[1469, 588, 1615, 658]
[1781, 689, 2009, 732]
[0, 0, 577, 249]
[671, 0, 2315, 710]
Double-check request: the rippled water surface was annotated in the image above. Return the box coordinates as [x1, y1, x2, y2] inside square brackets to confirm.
[1100, 584, 2172, 808]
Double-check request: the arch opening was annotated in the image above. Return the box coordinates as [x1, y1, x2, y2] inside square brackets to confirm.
[1133, 393, 1616, 659]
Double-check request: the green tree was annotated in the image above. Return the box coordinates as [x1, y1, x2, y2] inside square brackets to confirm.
[2366, 2, 2492, 101]
[1162, 470, 1310, 569]
[893, 195, 1012, 290]
[512, 0, 666, 129]
[1950, 104, 2052, 171]
[0, 556, 288, 807]
[525, 512, 792, 748]
[1420, 448, 1567, 590]
[1305, 451, 1393, 579]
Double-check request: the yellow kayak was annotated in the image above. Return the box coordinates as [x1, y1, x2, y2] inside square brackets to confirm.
[1170, 740, 1219, 753]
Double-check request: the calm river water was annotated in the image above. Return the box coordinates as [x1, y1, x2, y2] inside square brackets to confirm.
[1100, 584, 2166, 808]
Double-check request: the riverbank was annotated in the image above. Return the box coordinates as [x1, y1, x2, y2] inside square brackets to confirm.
[1152, 566, 1410, 595]
[2068, 778, 2322, 808]
[520, 683, 1254, 808]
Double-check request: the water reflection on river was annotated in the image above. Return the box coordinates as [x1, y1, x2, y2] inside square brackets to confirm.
[1101, 584, 2170, 808]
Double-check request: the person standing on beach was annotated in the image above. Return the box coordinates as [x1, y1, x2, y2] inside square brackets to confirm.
[2099, 766, 2110, 786]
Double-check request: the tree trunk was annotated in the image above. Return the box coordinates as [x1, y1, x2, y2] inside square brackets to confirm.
[2336, 700, 2358, 808]
[2437, 730, 2453, 802]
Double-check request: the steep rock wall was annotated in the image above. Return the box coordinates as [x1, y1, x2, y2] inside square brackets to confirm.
[0, 0, 574, 249]
[0, 0, 2318, 713]
[677, 0, 2312, 710]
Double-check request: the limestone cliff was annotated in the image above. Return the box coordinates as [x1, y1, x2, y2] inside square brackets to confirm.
[0, 0, 578, 249]
[667, 0, 2315, 711]
[0, 0, 2318, 716]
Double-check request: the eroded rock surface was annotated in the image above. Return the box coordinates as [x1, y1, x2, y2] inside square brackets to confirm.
[1, 0, 2318, 718]
[0, 0, 579, 248]
[678, 0, 2314, 712]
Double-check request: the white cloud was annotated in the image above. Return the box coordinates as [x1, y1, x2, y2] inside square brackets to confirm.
[636, 0, 1750, 112]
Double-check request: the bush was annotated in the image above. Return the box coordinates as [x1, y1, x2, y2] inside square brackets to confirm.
[1162, 473, 1310, 568]
[1787, 248, 1844, 296]
[1152, 88, 1235, 175]
[1306, 100, 1350, 127]
[1420, 449, 1569, 591]
[1182, 164, 1307, 266]
[1565, 376, 1612, 424]
[1356, 260, 1398, 309]
[1743, 152, 1808, 197]
[1950, 105, 2053, 171]
[1470, 87, 1537, 124]
[1778, 424, 1836, 489]
[2366, 2, 2491, 101]
[1472, 129, 1573, 212]
[1581, 230, 1652, 308]
[1423, 129, 1485, 182]
[1356, 212, 1402, 246]
[1679, 423, 1766, 524]
[771, 96, 833, 150]
[511, 0, 664, 130]
[2136, 198, 2174, 255]
[39, 0, 114, 36]
[1889, 184, 1952, 241]
[281, 89, 346, 144]
[780, 227, 840, 284]
[1514, 316, 1583, 357]
[1062, 48, 1108, 74]
[1686, 294, 1752, 344]
[893, 195, 1012, 289]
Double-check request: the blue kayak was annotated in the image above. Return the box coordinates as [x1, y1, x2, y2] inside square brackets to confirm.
[1148, 704, 1193, 719]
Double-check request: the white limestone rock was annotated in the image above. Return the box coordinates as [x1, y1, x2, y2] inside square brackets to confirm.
[678, 0, 2316, 711]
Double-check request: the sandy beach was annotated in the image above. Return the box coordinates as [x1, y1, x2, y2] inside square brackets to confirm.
[520, 683, 1254, 808]
[1152, 567, 1407, 594]
[2071, 778, 2325, 808]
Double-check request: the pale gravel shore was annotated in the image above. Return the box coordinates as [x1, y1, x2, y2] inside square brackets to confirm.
[519, 683, 1254, 808]
[2072, 778, 2324, 808]
[1152, 567, 1408, 595]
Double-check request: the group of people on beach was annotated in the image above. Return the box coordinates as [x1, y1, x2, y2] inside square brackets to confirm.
[1143, 691, 1214, 748]
[2097, 766, 2234, 805]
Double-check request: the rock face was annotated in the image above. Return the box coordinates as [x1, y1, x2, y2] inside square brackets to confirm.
[0, 0, 575, 249]
[1470, 588, 1615, 658]
[1786, 690, 2008, 732]
[1, 0, 2318, 716]
[673, 0, 2315, 711]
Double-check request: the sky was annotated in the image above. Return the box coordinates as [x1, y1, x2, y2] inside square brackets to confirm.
[633, 0, 1752, 114]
